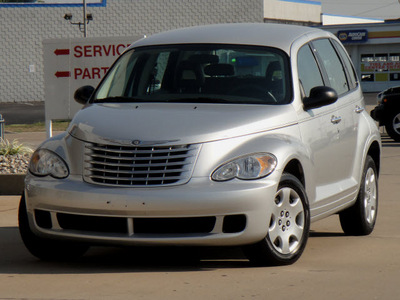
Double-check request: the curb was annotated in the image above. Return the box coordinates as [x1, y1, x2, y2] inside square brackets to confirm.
[0, 174, 25, 196]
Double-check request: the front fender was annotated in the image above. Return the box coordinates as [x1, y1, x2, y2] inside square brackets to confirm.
[192, 125, 313, 193]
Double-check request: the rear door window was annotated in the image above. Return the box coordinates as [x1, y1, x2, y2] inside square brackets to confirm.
[312, 39, 349, 96]
[332, 40, 358, 90]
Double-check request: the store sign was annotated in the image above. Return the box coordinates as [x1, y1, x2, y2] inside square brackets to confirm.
[43, 36, 142, 123]
[338, 30, 368, 43]
[362, 61, 400, 71]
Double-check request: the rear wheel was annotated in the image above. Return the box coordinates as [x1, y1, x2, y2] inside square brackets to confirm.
[244, 173, 310, 266]
[385, 110, 400, 142]
[339, 156, 378, 236]
[19, 194, 89, 261]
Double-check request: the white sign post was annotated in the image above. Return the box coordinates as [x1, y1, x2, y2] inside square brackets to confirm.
[43, 36, 143, 137]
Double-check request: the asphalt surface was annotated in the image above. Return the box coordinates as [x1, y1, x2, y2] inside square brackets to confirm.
[0, 102, 45, 125]
[0, 93, 379, 125]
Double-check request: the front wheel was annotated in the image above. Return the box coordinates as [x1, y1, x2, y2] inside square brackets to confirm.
[243, 173, 310, 266]
[339, 156, 378, 236]
[19, 194, 90, 261]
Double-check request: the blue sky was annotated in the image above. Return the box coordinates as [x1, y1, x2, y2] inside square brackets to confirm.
[319, 0, 400, 20]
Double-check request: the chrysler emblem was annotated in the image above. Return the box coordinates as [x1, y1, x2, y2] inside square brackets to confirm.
[132, 140, 141, 145]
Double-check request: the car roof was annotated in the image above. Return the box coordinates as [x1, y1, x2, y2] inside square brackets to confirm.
[129, 23, 327, 54]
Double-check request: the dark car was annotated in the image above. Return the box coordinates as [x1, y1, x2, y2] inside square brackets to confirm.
[371, 86, 400, 141]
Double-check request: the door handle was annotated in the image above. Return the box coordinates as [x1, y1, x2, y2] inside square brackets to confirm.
[331, 115, 342, 124]
[355, 106, 364, 114]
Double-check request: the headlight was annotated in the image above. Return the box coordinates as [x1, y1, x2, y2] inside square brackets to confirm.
[212, 153, 277, 181]
[29, 149, 69, 179]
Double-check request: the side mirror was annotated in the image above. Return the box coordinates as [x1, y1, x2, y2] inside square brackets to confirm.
[74, 85, 95, 105]
[303, 86, 338, 110]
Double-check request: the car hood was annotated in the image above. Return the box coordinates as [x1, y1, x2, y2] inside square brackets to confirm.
[68, 102, 298, 145]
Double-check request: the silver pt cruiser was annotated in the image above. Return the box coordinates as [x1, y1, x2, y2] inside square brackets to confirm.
[20, 23, 381, 266]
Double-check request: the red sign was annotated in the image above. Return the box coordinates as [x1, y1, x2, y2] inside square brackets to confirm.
[363, 61, 400, 71]
[54, 42, 131, 80]
[44, 36, 142, 122]
[74, 44, 130, 58]
[55, 71, 70, 78]
[54, 49, 70, 56]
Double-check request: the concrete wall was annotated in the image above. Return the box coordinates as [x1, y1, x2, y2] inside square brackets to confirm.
[0, 0, 263, 103]
[264, 0, 321, 24]
[322, 14, 384, 25]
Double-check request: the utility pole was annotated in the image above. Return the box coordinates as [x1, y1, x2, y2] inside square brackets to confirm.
[63, 0, 93, 37]
[83, 0, 87, 38]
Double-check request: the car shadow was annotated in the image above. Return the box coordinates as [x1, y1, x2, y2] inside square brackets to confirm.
[0, 226, 347, 274]
[0, 226, 251, 274]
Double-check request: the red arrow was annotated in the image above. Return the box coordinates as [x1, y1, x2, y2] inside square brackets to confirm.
[54, 49, 70, 56]
[55, 71, 71, 78]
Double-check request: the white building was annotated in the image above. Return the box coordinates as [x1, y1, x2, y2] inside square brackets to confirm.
[323, 22, 400, 92]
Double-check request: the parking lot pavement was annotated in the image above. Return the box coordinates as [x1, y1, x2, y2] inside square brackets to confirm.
[0, 102, 44, 125]
[0, 132, 399, 299]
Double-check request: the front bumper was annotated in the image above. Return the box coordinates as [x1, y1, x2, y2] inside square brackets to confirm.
[24, 174, 279, 247]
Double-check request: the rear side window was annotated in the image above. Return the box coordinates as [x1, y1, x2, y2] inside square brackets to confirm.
[332, 40, 358, 90]
[312, 39, 349, 96]
[297, 44, 324, 97]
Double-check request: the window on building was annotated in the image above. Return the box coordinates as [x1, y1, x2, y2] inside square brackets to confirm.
[361, 74, 374, 82]
[389, 53, 400, 62]
[375, 54, 388, 71]
[361, 53, 400, 83]
[361, 54, 374, 62]
[390, 73, 400, 81]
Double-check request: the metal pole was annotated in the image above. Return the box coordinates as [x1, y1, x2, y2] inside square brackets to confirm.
[83, 0, 87, 37]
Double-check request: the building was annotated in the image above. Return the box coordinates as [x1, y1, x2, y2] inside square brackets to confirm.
[323, 22, 400, 92]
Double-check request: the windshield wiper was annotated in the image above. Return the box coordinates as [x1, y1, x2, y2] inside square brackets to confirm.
[93, 96, 148, 103]
[94, 96, 233, 104]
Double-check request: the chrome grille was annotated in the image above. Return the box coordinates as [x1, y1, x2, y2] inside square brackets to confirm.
[83, 143, 200, 187]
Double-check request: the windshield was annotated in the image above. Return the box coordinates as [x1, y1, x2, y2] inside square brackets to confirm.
[93, 44, 291, 105]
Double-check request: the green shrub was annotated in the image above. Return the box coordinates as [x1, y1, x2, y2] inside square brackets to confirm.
[0, 139, 33, 156]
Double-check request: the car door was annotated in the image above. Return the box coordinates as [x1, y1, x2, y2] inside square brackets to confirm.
[312, 39, 359, 199]
[296, 42, 344, 214]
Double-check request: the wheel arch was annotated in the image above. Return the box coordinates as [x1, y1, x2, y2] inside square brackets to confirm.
[282, 159, 305, 188]
[367, 140, 381, 176]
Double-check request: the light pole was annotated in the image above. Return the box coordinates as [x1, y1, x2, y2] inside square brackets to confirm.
[83, 0, 87, 37]
[63, 0, 93, 37]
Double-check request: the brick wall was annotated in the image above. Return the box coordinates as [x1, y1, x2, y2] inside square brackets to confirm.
[0, 0, 263, 103]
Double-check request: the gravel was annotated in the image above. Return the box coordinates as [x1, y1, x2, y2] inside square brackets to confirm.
[0, 154, 31, 174]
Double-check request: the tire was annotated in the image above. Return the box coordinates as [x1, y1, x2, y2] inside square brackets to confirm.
[339, 156, 378, 236]
[385, 110, 400, 142]
[243, 173, 310, 266]
[18, 194, 89, 261]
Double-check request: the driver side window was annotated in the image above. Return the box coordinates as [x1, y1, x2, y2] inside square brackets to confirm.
[297, 44, 324, 97]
